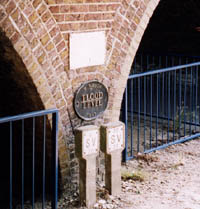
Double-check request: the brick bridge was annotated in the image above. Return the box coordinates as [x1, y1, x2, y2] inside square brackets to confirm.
[0, 0, 159, 188]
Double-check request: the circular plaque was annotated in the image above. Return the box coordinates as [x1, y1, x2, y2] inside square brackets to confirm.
[74, 81, 108, 120]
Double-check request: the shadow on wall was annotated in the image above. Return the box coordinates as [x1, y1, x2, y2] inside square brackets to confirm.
[0, 29, 58, 207]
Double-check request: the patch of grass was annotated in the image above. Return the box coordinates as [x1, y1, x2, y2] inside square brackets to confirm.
[121, 170, 146, 182]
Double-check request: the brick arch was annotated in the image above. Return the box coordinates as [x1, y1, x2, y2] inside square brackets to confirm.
[104, 0, 160, 122]
[0, 1, 70, 184]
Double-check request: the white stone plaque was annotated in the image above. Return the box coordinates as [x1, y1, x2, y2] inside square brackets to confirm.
[83, 129, 99, 156]
[107, 126, 124, 153]
[70, 31, 106, 69]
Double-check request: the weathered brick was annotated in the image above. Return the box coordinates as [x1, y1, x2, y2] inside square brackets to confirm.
[29, 11, 38, 24]
[49, 26, 59, 37]
[37, 52, 46, 64]
[40, 33, 50, 46]
[46, 42, 54, 51]
[53, 33, 62, 45]
[0, 9, 6, 23]
[60, 5, 70, 13]
[6, 1, 16, 14]
[45, 0, 56, 4]
[84, 13, 102, 21]
[4, 24, 15, 38]
[65, 14, 84, 21]
[87, 22, 97, 30]
[89, 5, 97, 12]
[56, 40, 65, 52]
[54, 14, 64, 22]
[49, 6, 59, 13]
[23, 4, 34, 17]
[37, 3, 47, 16]
[43, 19, 53, 31]
[41, 11, 51, 22]
[33, 0, 41, 8]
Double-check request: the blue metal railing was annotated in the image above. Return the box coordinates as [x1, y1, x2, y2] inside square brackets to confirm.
[0, 109, 58, 209]
[122, 61, 200, 161]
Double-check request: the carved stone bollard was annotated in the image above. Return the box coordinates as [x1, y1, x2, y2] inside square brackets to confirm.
[75, 125, 99, 208]
[100, 121, 125, 195]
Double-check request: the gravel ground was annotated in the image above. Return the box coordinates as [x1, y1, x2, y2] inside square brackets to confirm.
[61, 138, 200, 209]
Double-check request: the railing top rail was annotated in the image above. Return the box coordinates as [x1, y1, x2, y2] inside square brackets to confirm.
[0, 108, 58, 123]
[128, 61, 200, 79]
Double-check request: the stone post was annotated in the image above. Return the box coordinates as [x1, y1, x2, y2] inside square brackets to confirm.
[75, 125, 99, 208]
[100, 121, 125, 196]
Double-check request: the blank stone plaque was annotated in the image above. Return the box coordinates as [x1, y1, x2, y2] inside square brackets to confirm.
[70, 31, 106, 69]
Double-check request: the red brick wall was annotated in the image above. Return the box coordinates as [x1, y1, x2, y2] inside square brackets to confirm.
[0, 0, 160, 187]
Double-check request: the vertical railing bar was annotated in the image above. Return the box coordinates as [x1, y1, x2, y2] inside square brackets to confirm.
[150, 75, 152, 149]
[158, 55, 161, 145]
[184, 68, 188, 136]
[173, 70, 176, 141]
[195, 66, 198, 132]
[199, 66, 200, 132]
[192, 66, 195, 117]
[22, 119, 24, 209]
[137, 78, 140, 152]
[42, 115, 46, 209]
[140, 55, 143, 152]
[179, 66, 182, 137]
[172, 57, 175, 141]
[51, 112, 59, 209]
[162, 72, 165, 144]
[130, 79, 134, 157]
[186, 58, 189, 134]
[134, 77, 137, 154]
[133, 57, 136, 156]
[144, 76, 146, 151]
[32, 117, 35, 209]
[158, 72, 161, 130]
[189, 67, 193, 135]
[10, 121, 12, 209]
[165, 56, 168, 143]
[167, 72, 170, 143]
[156, 74, 158, 147]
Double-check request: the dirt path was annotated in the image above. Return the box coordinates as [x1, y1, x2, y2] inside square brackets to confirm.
[95, 138, 200, 209]
[61, 138, 200, 209]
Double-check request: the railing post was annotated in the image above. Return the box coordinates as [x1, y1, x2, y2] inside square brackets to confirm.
[51, 111, 59, 209]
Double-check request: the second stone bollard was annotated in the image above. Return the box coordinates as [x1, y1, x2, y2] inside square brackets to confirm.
[100, 121, 125, 196]
[75, 125, 99, 208]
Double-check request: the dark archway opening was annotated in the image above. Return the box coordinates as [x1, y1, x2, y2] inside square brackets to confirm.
[138, 0, 200, 55]
[0, 29, 55, 208]
[121, 0, 200, 161]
